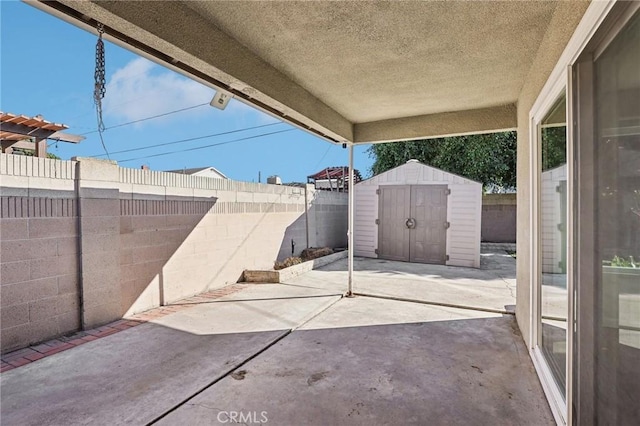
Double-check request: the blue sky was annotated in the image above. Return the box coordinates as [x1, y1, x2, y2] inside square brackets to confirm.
[0, 1, 373, 182]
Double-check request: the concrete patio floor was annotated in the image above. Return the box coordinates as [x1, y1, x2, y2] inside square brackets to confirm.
[159, 297, 552, 426]
[284, 249, 517, 314]
[1, 250, 553, 425]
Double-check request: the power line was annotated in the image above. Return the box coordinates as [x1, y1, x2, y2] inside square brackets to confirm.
[64, 90, 199, 125]
[313, 143, 334, 171]
[90, 122, 284, 157]
[117, 128, 295, 163]
[80, 103, 209, 135]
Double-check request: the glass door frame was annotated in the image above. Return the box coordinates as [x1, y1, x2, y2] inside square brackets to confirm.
[529, 74, 572, 426]
[527, 1, 637, 424]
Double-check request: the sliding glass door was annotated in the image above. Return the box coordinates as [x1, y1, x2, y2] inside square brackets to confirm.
[536, 93, 569, 403]
[574, 7, 640, 425]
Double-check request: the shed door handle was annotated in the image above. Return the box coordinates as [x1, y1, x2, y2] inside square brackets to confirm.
[406, 218, 416, 229]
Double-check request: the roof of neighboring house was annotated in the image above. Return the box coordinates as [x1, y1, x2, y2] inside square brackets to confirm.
[165, 166, 228, 179]
[308, 167, 362, 182]
[166, 167, 209, 174]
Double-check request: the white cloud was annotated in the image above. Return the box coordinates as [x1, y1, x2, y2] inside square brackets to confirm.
[103, 58, 213, 123]
[103, 57, 280, 127]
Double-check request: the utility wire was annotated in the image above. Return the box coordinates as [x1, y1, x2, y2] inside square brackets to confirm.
[117, 128, 295, 163]
[80, 103, 209, 135]
[90, 122, 284, 158]
[312, 143, 334, 171]
[65, 87, 202, 125]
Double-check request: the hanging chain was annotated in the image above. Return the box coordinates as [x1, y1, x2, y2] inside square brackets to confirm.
[93, 23, 109, 158]
[94, 23, 106, 128]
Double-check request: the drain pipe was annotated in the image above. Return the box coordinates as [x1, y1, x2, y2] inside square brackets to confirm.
[347, 143, 355, 297]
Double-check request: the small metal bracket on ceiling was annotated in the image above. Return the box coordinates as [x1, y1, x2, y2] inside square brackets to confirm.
[209, 88, 233, 110]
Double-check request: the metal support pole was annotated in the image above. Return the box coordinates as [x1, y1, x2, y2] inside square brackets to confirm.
[347, 143, 355, 297]
[304, 184, 310, 250]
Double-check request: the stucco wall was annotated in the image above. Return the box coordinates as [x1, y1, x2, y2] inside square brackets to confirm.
[0, 154, 347, 352]
[515, 1, 590, 343]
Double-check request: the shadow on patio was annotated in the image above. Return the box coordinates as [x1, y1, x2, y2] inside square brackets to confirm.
[0, 283, 552, 426]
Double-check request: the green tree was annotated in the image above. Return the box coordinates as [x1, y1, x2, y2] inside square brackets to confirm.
[12, 149, 61, 160]
[541, 126, 566, 171]
[368, 131, 517, 190]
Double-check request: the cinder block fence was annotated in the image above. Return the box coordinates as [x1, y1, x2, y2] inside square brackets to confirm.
[481, 193, 516, 243]
[0, 155, 347, 353]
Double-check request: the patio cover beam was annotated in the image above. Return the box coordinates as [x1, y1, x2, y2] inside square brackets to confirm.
[354, 104, 518, 144]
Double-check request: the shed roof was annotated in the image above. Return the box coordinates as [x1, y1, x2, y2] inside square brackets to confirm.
[357, 159, 481, 186]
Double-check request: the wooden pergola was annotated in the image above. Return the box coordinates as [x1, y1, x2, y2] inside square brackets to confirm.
[0, 111, 84, 157]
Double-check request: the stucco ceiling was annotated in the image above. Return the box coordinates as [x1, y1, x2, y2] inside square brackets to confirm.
[31, 1, 584, 144]
[185, 1, 556, 124]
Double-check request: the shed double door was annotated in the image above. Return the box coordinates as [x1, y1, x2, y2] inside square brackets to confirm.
[378, 185, 448, 264]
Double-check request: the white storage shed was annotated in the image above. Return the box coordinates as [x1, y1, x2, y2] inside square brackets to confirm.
[540, 164, 567, 274]
[354, 159, 482, 268]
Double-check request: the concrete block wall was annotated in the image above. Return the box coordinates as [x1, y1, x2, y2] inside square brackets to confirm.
[276, 188, 348, 261]
[310, 190, 348, 249]
[117, 171, 312, 315]
[0, 154, 347, 351]
[481, 193, 517, 243]
[119, 201, 308, 316]
[1, 156, 80, 352]
[76, 158, 122, 328]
